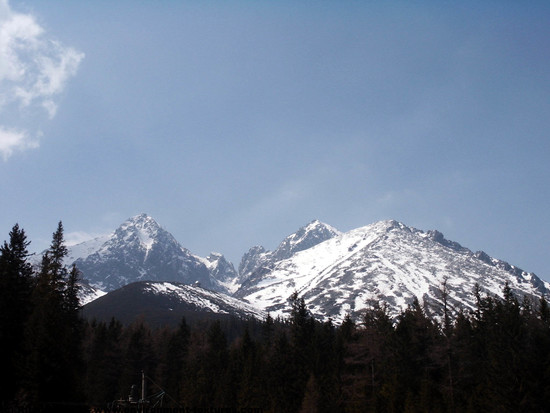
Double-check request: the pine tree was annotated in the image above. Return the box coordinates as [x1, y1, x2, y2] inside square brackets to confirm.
[0, 224, 34, 403]
[288, 292, 315, 411]
[234, 326, 265, 409]
[311, 319, 341, 413]
[339, 313, 355, 342]
[154, 317, 190, 404]
[449, 310, 475, 411]
[65, 264, 81, 314]
[118, 319, 155, 401]
[84, 319, 124, 406]
[20, 221, 84, 405]
[538, 295, 550, 325]
[206, 320, 231, 406]
[486, 283, 526, 410]
[267, 330, 299, 413]
[262, 312, 275, 344]
[394, 298, 444, 411]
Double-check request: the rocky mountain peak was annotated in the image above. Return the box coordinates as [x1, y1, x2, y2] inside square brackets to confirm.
[204, 252, 237, 282]
[235, 219, 549, 323]
[272, 220, 340, 261]
[114, 214, 163, 249]
[238, 246, 268, 278]
[72, 214, 213, 292]
[235, 220, 342, 287]
[425, 229, 465, 251]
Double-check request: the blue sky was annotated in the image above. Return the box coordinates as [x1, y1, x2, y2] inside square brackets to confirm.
[1, 1, 549, 280]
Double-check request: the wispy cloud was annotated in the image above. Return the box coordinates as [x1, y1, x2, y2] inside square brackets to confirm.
[0, 0, 84, 160]
[0, 126, 38, 160]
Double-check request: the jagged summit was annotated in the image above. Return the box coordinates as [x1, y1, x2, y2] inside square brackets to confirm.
[71, 214, 215, 292]
[198, 251, 239, 293]
[238, 246, 268, 279]
[125, 212, 156, 223]
[235, 220, 549, 322]
[237, 220, 342, 286]
[112, 214, 165, 254]
[120, 213, 160, 233]
[272, 219, 341, 261]
[68, 214, 163, 263]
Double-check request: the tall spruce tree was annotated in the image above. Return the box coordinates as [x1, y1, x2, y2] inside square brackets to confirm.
[287, 293, 315, 412]
[394, 298, 444, 411]
[0, 224, 34, 403]
[20, 221, 84, 405]
[83, 318, 124, 406]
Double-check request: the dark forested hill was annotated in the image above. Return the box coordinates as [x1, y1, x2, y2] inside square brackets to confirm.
[82, 280, 264, 326]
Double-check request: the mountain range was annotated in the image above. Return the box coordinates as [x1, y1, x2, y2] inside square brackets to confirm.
[60, 214, 548, 324]
[235, 219, 548, 321]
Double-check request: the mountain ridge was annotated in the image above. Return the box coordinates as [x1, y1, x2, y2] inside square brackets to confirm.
[60, 214, 548, 324]
[235, 219, 548, 322]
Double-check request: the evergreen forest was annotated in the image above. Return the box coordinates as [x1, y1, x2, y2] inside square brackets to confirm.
[1, 222, 550, 412]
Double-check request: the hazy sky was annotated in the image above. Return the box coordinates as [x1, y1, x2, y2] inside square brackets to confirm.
[1, 1, 549, 281]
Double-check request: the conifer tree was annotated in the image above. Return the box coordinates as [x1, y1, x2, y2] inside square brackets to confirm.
[394, 298, 444, 411]
[538, 295, 550, 325]
[285, 293, 315, 411]
[232, 325, 264, 409]
[118, 320, 154, 400]
[262, 312, 275, 344]
[84, 319, 124, 406]
[267, 330, 298, 413]
[20, 221, 84, 405]
[0, 224, 34, 403]
[448, 310, 474, 410]
[154, 316, 190, 404]
[339, 313, 355, 342]
[207, 320, 231, 406]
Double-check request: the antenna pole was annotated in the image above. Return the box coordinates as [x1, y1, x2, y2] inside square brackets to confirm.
[141, 370, 146, 408]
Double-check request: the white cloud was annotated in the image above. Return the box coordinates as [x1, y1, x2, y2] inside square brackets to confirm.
[0, 0, 84, 159]
[0, 126, 38, 160]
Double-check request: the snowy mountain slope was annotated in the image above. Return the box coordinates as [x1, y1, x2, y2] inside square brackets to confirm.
[237, 220, 341, 286]
[142, 281, 264, 319]
[235, 220, 549, 323]
[82, 280, 264, 326]
[78, 279, 107, 305]
[71, 214, 218, 292]
[66, 234, 111, 263]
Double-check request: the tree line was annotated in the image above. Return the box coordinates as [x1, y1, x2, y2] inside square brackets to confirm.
[1, 223, 550, 412]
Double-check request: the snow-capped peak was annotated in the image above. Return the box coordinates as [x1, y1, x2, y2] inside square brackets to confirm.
[117, 213, 161, 252]
[235, 219, 549, 323]
[70, 214, 218, 292]
[272, 219, 341, 262]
